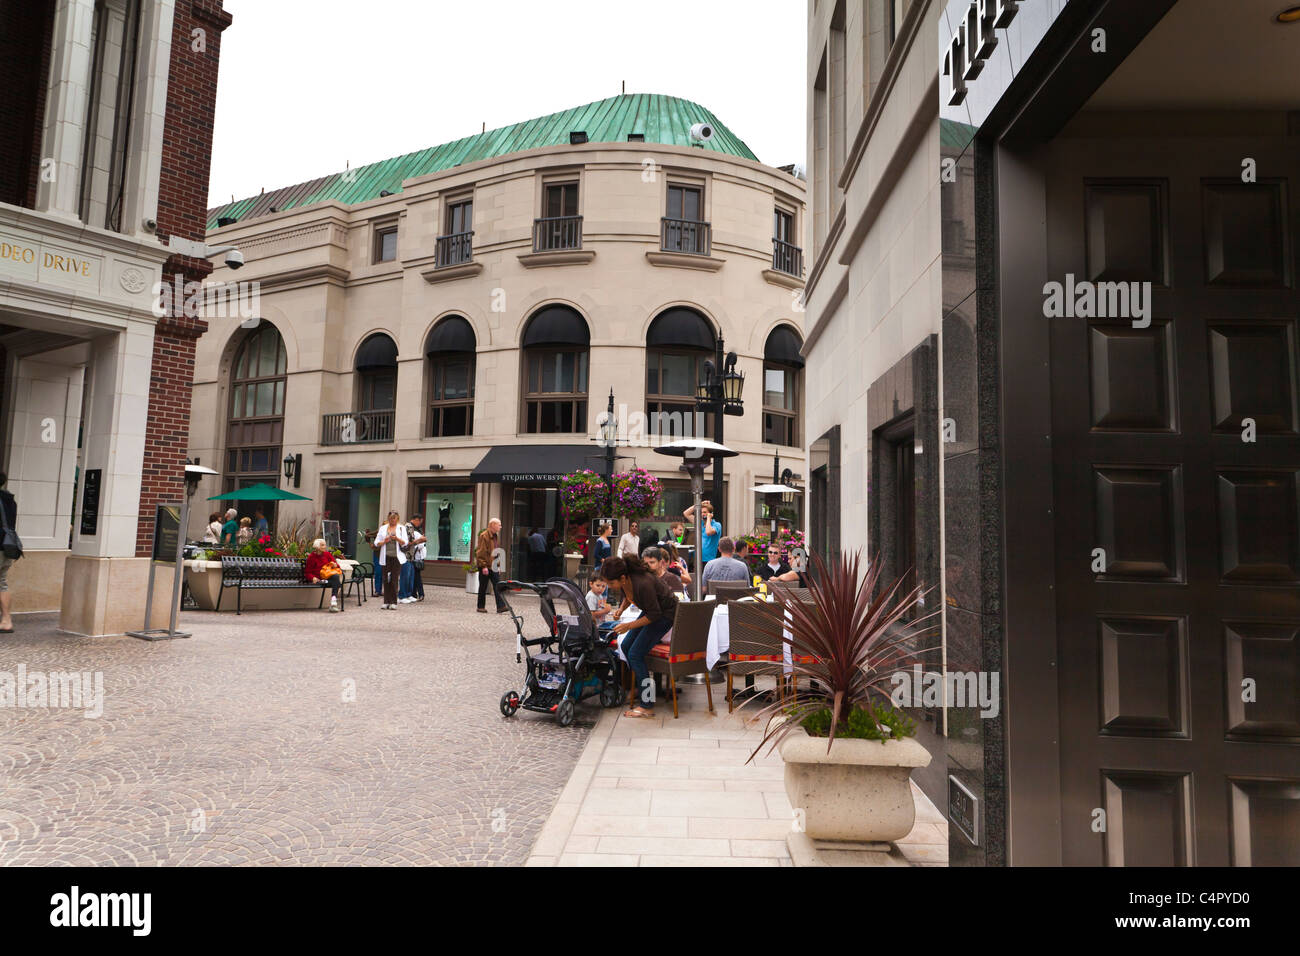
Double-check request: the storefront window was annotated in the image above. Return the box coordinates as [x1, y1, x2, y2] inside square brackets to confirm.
[419, 487, 475, 563]
[509, 486, 564, 581]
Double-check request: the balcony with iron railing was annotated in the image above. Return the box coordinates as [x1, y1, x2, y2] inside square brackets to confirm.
[771, 237, 803, 277]
[434, 231, 473, 268]
[533, 215, 583, 252]
[660, 217, 711, 256]
[321, 409, 395, 445]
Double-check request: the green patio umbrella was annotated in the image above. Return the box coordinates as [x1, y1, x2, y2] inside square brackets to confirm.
[207, 483, 311, 501]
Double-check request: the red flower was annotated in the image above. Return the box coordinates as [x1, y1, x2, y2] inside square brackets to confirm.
[258, 535, 270, 544]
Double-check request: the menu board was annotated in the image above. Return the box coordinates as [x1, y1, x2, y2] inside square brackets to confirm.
[152, 504, 181, 563]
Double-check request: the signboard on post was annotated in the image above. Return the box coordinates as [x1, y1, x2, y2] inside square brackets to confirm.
[79, 469, 102, 536]
[322, 519, 341, 550]
[152, 504, 181, 563]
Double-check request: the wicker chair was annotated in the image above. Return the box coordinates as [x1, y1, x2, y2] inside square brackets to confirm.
[726, 601, 786, 714]
[709, 580, 757, 605]
[646, 601, 715, 718]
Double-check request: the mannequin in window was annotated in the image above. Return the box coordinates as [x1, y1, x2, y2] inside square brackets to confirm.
[437, 499, 452, 559]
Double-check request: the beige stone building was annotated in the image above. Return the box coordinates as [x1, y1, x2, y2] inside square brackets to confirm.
[192, 94, 807, 585]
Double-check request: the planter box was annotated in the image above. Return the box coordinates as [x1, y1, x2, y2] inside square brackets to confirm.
[778, 723, 930, 845]
[184, 559, 359, 612]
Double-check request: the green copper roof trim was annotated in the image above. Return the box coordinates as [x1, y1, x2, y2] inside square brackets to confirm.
[208, 93, 760, 231]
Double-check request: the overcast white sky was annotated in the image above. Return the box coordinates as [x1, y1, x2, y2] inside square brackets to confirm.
[208, 0, 807, 208]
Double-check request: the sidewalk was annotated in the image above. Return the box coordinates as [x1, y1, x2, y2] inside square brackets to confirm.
[526, 678, 948, 866]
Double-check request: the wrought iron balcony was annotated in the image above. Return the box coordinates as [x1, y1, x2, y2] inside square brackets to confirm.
[771, 237, 803, 277]
[660, 217, 711, 256]
[533, 215, 583, 252]
[321, 408, 395, 445]
[434, 230, 473, 268]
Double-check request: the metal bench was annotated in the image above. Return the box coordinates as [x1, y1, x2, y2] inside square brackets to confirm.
[216, 556, 346, 614]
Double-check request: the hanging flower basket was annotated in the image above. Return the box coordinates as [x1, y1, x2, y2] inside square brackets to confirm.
[612, 467, 662, 520]
[560, 470, 610, 520]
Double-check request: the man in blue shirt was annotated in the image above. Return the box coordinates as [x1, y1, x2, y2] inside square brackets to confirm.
[697, 502, 721, 563]
[253, 509, 269, 537]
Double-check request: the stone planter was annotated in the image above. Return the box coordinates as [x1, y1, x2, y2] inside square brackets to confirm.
[466, 571, 480, 594]
[563, 552, 582, 580]
[778, 723, 931, 845]
[184, 559, 359, 612]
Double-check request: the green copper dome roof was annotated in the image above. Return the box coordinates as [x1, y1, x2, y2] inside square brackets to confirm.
[207, 93, 759, 230]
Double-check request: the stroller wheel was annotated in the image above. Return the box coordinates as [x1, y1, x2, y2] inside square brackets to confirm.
[499, 691, 520, 718]
[556, 698, 576, 727]
[600, 682, 623, 708]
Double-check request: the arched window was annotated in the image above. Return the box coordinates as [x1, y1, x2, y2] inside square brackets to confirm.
[646, 307, 716, 439]
[520, 305, 589, 433]
[226, 321, 287, 494]
[425, 316, 476, 437]
[354, 333, 398, 411]
[763, 325, 803, 447]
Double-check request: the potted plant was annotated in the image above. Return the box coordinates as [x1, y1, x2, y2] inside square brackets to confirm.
[462, 562, 480, 593]
[745, 550, 937, 850]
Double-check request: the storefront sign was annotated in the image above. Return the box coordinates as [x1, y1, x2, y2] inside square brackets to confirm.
[79, 469, 102, 536]
[942, 0, 1019, 106]
[0, 233, 103, 290]
[949, 774, 980, 846]
[501, 473, 566, 484]
[152, 504, 181, 563]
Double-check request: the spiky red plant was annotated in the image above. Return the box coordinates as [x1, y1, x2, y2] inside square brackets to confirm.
[743, 549, 938, 759]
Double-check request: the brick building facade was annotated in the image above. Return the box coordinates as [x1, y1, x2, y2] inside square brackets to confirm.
[0, 0, 231, 634]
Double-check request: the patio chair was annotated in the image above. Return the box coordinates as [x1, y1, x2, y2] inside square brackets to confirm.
[726, 601, 787, 714]
[646, 601, 715, 719]
[709, 580, 757, 605]
[345, 562, 372, 606]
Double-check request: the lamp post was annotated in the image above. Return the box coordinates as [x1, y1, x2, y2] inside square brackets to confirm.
[600, 388, 618, 506]
[694, 337, 744, 524]
[752, 454, 800, 545]
[654, 438, 739, 601]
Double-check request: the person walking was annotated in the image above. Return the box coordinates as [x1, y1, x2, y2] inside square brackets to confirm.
[602, 555, 677, 719]
[475, 518, 508, 613]
[617, 520, 641, 560]
[373, 511, 409, 610]
[399, 514, 427, 603]
[203, 512, 222, 544]
[0, 473, 18, 633]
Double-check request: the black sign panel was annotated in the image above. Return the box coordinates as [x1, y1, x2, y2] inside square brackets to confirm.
[949, 774, 979, 846]
[79, 469, 102, 536]
[152, 504, 181, 563]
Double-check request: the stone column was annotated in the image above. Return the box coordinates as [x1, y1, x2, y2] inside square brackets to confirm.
[34, 0, 96, 220]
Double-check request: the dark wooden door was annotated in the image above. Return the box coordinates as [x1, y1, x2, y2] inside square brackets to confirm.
[1047, 123, 1300, 866]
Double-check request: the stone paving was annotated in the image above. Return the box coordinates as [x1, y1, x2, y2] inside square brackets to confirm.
[526, 674, 949, 867]
[0, 585, 596, 866]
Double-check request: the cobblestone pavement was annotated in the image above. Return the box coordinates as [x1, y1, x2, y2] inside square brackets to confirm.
[0, 586, 597, 865]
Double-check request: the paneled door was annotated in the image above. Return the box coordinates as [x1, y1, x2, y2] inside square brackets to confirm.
[1046, 124, 1300, 866]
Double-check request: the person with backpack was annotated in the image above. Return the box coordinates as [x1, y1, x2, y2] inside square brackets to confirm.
[0, 471, 19, 633]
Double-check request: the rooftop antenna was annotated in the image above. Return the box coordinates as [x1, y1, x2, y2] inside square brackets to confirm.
[622, 80, 625, 94]
[481, 121, 485, 133]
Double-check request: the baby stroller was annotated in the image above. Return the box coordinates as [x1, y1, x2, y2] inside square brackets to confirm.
[497, 577, 624, 727]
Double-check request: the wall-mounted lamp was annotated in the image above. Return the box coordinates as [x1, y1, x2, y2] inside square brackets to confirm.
[282, 452, 302, 488]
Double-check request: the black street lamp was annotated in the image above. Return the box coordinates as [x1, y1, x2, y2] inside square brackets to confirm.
[282, 452, 302, 489]
[752, 454, 800, 542]
[591, 388, 631, 539]
[695, 337, 744, 516]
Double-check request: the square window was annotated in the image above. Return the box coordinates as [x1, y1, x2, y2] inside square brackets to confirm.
[374, 226, 397, 263]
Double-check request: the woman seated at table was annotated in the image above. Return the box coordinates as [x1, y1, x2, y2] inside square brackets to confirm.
[601, 556, 677, 719]
[661, 541, 691, 592]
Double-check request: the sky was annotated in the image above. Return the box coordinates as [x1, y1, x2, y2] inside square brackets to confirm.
[207, 0, 808, 209]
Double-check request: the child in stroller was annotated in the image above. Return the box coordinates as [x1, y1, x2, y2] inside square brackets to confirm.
[497, 578, 625, 726]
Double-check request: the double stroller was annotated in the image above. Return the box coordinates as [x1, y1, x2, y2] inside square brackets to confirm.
[497, 578, 625, 727]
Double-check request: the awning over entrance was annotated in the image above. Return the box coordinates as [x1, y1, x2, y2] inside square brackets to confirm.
[469, 444, 597, 484]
